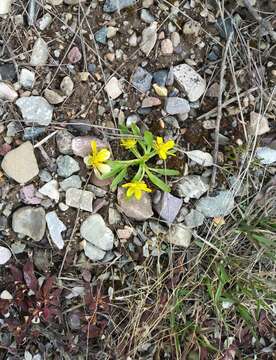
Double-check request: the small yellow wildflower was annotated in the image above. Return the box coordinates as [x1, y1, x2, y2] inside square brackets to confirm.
[122, 181, 152, 200]
[154, 137, 175, 160]
[84, 140, 111, 177]
[120, 138, 137, 149]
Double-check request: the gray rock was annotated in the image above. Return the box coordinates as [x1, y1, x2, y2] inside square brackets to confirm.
[19, 69, 35, 89]
[65, 188, 93, 212]
[95, 27, 107, 44]
[0, 63, 17, 82]
[46, 211, 66, 250]
[44, 89, 65, 105]
[12, 206, 46, 241]
[196, 191, 235, 217]
[23, 127, 45, 141]
[141, 9, 155, 23]
[72, 136, 108, 158]
[140, 22, 157, 56]
[30, 38, 49, 66]
[1, 141, 39, 184]
[117, 188, 153, 221]
[39, 169, 52, 182]
[56, 130, 73, 154]
[39, 179, 59, 201]
[16, 96, 53, 126]
[83, 242, 106, 261]
[108, 207, 121, 225]
[103, 0, 135, 12]
[80, 214, 114, 251]
[185, 209, 205, 228]
[177, 175, 209, 200]
[165, 97, 190, 115]
[37, 13, 53, 31]
[167, 224, 192, 248]
[56, 155, 80, 178]
[255, 147, 276, 165]
[154, 192, 183, 223]
[153, 70, 168, 87]
[173, 64, 206, 102]
[0, 247, 11, 265]
[60, 175, 82, 191]
[131, 67, 152, 93]
[216, 17, 234, 39]
[60, 76, 74, 96]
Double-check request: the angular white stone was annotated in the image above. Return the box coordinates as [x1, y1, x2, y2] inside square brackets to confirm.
[104, 77, 123, 99]
[140, 22, 157, 56]
[30, 38, 49, 66]
[0, 247, 11, 265]
[19, 69, 35, 89]
[46, 211, 66, 250]
[16, 96, 53, 126]
[65, 188, 93, 212]
[167, 225, 192, 248]
[0, 82, 18, 102]
[39, 179, 60, 201]
[0, 0, 12, 15]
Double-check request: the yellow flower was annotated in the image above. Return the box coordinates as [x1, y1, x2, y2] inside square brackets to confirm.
[154, 137, 175, 160]
[84, 140, 111, 177]
[120, 138, 137, 149]
[122, 181, 152, 200]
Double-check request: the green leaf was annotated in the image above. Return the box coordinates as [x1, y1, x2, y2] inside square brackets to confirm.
[144, 131, 153, 150]
[145, 168, 171, 192]
[131, 123, 141, 136]
[149, 168, 180, 176]
[132, 164, 144, 181]
[111, 167, 127, 191]
[119, 124, 129, 134]
[100, 164, 124, 179]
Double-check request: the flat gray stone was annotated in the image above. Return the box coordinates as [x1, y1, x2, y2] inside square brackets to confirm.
[39, 179, 59, 201]
[12, 206, 46, 241]
[65, 188, 93, 212]
[117, 188, 153, 221]
[153, 192, 183, 223]
[30, 38, 49, 66]
[83, 242, 106, 261]
[165, 97, 190, 115]
[60, 175, 82, 191]
[56, 130, 73, 155]
[131, 67, 152, 93]
[19, 69, 35, 89]
[177, 175, 209, 200]
[56, 155, 80, 178]
[103, 0, 135, 12]
[255, 147, 276, 165]
[196, 190, 235, 217]
[185, 209, 205, 228]
[46, 211, 66, 250]
[167, 224, 192, 248]
[1, 141, 39, 184]
[16, 96, 53, 126]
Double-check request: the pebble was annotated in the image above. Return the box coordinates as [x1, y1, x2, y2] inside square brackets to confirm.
[16, 96, 53, 126]
[165, 97, 190, 115]
[0, 143, 11, 156]
[46, 211, 66, 250]
[67, 47, 82, 64]
[56, 155, 80, 178]
[56, 130, 73, 154]
[108, 207, 121, 225]
[154, 192, 183, 223]
[95, 27, 107, 45]
[167, 224, 192, 248]
[161, 39, 174, 55]
[105, 77, 123, 99]
[20, 184, 42, 205]
[64, 0, 85, 4]
[60, 175, 82, 191]
[248, 112, 270, 136]
[83, 242, 106, 261]
[23, 127, 45, 141]
[142, 0, 153, 7]
[0, 82, 18, 102]
[117, 188, 153, 221]
[0, 247, 11, 265]
[1, 141, 39, 184]
[177, 176, 209, 200]
[39, 169, 52, 182]
[126, 113, 140, 127]
[44, 89, 66, 105]
[12, 206, 46, 241]
[129, 33, 138, 47]
[0, 63, 17, 81]
[141, 97, 161, 108]
[185, 150, 213, 167]
[185, 209, 205, 228]
[183, 20, 201, 36]
[19, 69, 35, 89]
[153, 84, 168, 97]
[208, 45, 221, 61]
[103, 0, 135, 12]
[171, 32, 180, 47]
[72, 136, 108, 158]
[173, 64, 206, 102]
[60, 76, 74, 96]
[65, 188, 93, 212]
[0, 0, 12, 15]
[140, 22, 158, 56]
[107, 26, 118, 38]
[255, 147, 276, 165]
[39, 179, 59, 201]
[80, 214, 114, 251]
[196, 191, 235, 217]
[30, 38, 49, 66]
[131, 67, 152, 93]
[153, 70, 168, 87]
[87, 184, 106, 197]
[140, 9, 155, 23]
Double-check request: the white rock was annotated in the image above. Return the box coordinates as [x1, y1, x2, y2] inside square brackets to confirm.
[177, 175, 209, 199]
[0, 82, 18, 101]
[107, 26, 118, 38]
[80, 214, 114, 251]
[16, 96, 53, 126]
[173, 64, 206, 102]
[185, 150, 213, 167]
[19, 69, 35, 89]
[104, 77, 123, 99]
[140, 21, 157, 56]
[196, 191, 235, 217]
[39, 180, 59, 201]
[46, 0, 63, 4]
[30, 38, 49, 66]
[0, 0, 12, 15]
[248, 112, 270, 136]
[255, 147, 276, 165]
[0, 247, 11, 265]
[46, 211, 66, 250]
[44, 89, 66, 104]
[161, 39, 173, 55]
[129, 32, 138, 47]
[60, 76, 74, 96]
[37, 13, 53, 31]
[1, 141, 39, 184]
[83, 241, 106, 261]
[167, 225, 192, 248]
[65, 188, 93, 212]
[0, 290, 13, 299]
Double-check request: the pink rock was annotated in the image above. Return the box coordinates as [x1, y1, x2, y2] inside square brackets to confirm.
[0, 143, 12, 156]
[117, 188, 153, 221]
[141, 97, 161, 108]
[0, 82, 18, 102]
[72, 136, 108, 158]
[90, 172, 112, 187]
[20, 184, 42, 205]
[67, 47, 82, 64]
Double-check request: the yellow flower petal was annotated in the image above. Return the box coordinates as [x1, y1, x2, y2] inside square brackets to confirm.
[91, 140, 97, 155]
[126, 187, 134, 198]
[97, 163, 111, 175]
[134, 190, 142, 200]
[96, 149, 110, 162]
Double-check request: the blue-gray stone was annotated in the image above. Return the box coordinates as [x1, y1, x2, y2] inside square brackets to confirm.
[216, 17, 234, 39]
[95, 27, 108, 45]
[131, 67, 152, 93]
[23, 127, 45, 140]
[153, 70, 168, 87]
[208, 45, 221, 61]
[0, 63, 17, 82]
[103, 0, 135, 12]
[56, 155, 80, 178]
[165, 97, 190, 115]
[140, 9, 155, 24]
[196, 191, 235, 217]
[88, 63, 96, 73]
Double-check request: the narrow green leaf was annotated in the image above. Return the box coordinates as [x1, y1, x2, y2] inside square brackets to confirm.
[144, 131, 153, 150]
[119, 124, 129, 134]
[149, 168, 180, 176]
[111, 167, 127, 191]
[132, 164, 143, 181]
[100, 164, 124, 179]
[131, 123, 141, 136]
[145, 168, 171, 192]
